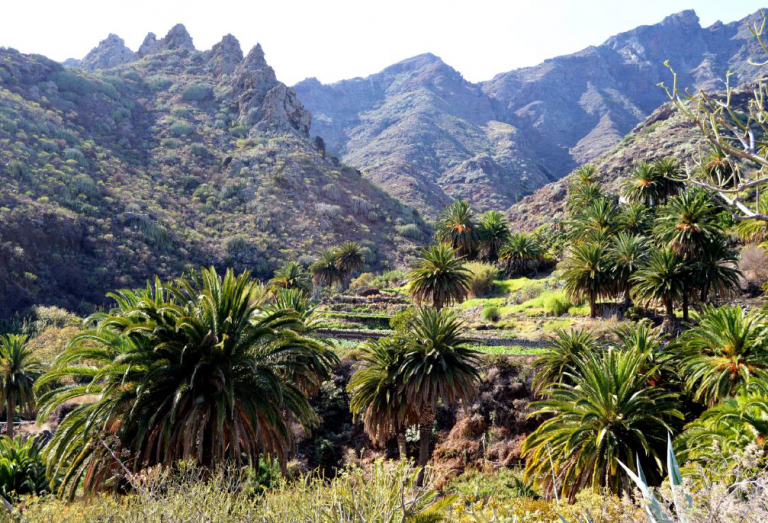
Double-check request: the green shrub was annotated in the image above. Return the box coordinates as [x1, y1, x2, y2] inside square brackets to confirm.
[395, 223, 422, 240]
[543, 291, 572, 316]
[147, 75, 173, 90]
[0, 436, 51, 504]
[465, 261, 500, 298]
[371, 269, 407, 288]
[390, 308, 416, 334]
[482, 305, 501, 323]
[181, 84, 213, 102]
[169, 121, 193, 137]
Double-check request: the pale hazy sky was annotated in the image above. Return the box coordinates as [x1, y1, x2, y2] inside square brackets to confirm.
[2, 1, 767, 85]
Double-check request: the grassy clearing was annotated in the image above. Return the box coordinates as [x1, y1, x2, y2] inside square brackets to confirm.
[469, 345, 546, 356]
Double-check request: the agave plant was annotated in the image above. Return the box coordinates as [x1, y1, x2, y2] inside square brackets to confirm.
[36, 268, 338, 498]
[673, 305, 768, 406]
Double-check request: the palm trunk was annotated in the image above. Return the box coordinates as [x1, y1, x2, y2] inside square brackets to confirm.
[397, 432, 407, 461]
[682, 290, 689, 322]
[665, 297, 675, 323]
[415, 407, 435, 487]
[5, 396, 14, 440]
[589, 290, 597, 319]
[623, 283, 633, 309]
[700, 282, 710, 304]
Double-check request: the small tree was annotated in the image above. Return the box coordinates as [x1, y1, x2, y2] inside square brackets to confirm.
[0, 335, 41, 440]
[562, 242, 612, 318]
[408, 244, 471, 310]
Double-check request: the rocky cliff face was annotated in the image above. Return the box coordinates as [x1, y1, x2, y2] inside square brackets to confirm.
[0, 25, 425, 317]
[78, 34, 136, 71]
[295, 9, 768, 217]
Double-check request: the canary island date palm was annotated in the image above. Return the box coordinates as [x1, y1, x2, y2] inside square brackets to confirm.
[400, 308, 481, 485]
[348, 337, 415, 459]
[0, 335, 42, 440]
[310, 248, 345, 288]
[562, 241, 612, 318]
[568, 198, 619, 244]
[36, 267, 337, 498]
[654, 190, 721, 259]
[621, 162, 664, 206]
[269, 261, 311, 294]
[408, 244, 471, 310]
[653, 157, 685, 203]
[672, 305, 768, 407]
[522, 348, 682, 500]
[608, 233, 649, 308]
[533, 329, 599, 394]
[693, 238, 741, 303]
[680, 379, 768, 463]
[477, 210, 510, 262]
[572, 164, 598, 185]
[435, 199, 478, 257]
[630, 248, 687, 325]
[566, 182, 604, 215]
[334, 241, 366, 284]
[618, 203, 653, 236]
[499, 233, 543, 277]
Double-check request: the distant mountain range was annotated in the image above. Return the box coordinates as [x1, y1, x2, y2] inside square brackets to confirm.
[294, 9, 768, 216]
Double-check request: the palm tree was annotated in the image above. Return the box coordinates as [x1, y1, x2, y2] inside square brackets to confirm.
[435, 200, 478, 257]
[572, 165, 598, 185]
[654, 190, 721, 259]
[691, 238, 741, 303]
[408, 244, 471, 310]
[36, 268, 338, 498]
[269, 261, 311, 294]
[0, 335, 41, 440]
[498, 233, 543, 277]
[522, 348, 682, 500]
[477, 211, 510, 262]
[400, 308, 481, 485]
[569, 198, 619, 243]
[680, 379, 768, 463]
[631, 248, 687, 325]
[608, 233, 649, 308]
[533, 329, 600, 394]
[334, 241, 366, 283]
[567, 182, 604, 214]
[310, 248, 344, 288]
[562, 242, 612, 318]
[653, 157, 684, 203]
[673, 305, 768, 406]
[348, 337, 414, 459]
[621, 162, 663, 206]
[618, 203, 652, 236]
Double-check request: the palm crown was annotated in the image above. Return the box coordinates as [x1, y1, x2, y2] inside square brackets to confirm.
[408, 244, 471, 310]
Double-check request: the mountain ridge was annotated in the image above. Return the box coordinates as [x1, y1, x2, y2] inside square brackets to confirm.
[294, 8, 768, 216]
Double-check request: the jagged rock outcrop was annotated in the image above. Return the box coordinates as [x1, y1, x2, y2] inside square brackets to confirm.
[232, 44, 310, 134]
[295, 9, 768, 216]
[137, 23, 195, 57]
[205, 34, 243, 77]
[79, 34, 135, 71]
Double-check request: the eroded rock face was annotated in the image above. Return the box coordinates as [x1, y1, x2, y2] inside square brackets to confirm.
[79, 34, 135, 71]
[137, 23, 195, 58]
[231, 44, 311, 134]
[205, 34, 243, 77]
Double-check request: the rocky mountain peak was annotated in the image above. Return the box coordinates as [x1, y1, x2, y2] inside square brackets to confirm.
[661, 9, 700, 28]
[206, 34, 243, 77]
[137, 23, 195, 58]
[79, 33, 136, 71]
[231, 44, 310, 135]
